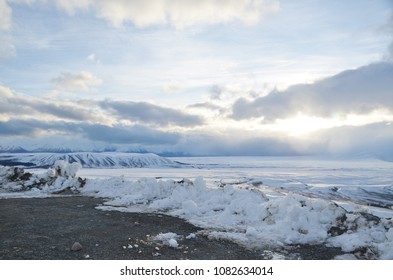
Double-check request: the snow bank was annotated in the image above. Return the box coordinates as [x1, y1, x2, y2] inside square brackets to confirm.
[80, 175, 393, 259]
[1, 163, 393, 259]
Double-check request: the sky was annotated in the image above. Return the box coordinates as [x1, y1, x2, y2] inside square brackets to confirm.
[0, 0, 393, 157]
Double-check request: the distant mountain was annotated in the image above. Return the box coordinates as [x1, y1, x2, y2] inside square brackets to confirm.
[0, 152, 179, 168]
[32, 147, 76, 153]
[0, 145, 28, 153]
[0, 145, 154, 154]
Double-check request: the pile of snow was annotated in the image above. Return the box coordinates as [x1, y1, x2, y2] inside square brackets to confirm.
[1, 163, 393, 259]
[153, 232, 180, 248]
[0, 160, 84, 195]
[51, 160, 81, 178]
[0, 152, 177, 168]
[81, 175, 393, 259]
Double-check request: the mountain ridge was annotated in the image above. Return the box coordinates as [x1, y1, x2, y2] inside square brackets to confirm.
[0, 152, 179, 168]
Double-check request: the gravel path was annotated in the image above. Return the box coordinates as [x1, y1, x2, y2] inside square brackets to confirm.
[0, 196, 343, 260]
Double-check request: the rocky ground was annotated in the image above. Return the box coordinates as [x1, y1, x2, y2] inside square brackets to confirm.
[0, 195, 344, 260]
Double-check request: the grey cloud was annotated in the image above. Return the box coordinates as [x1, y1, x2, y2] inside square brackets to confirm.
[388, 42, 393, 61]
[315, 122, 393, 160]
[0, 119, 180, 145]
[231, 62, 393, 121]
[0, 119, 84, 137]
[2, 118, 392, 158]
[1, 91, 204, 127]
[232, 91, 290, 121]
[100, 100, 204, 127]
[174, 132, 301, 156]
[81, 123, 179, 145]
[1, 93, 102, 122]
[0, 119, 41, 136]
[174, 121, 393, 158]
[187, 101, 224, 112]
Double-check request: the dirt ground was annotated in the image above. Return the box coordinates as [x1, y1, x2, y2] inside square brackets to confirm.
[0, 196, 343, 260]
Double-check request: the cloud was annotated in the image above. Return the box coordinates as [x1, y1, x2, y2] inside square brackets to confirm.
[52, 71, 102, 92]
[0, 118, 73, 137]
[175, 131, 300, 156]
[314, 122, 393, 160]
[87, 53, 96, 61]
[27, 0, 279, 29]
[0, 0, 12, 31]
[0, 0, 14, 58]
[0, 119, 180, 145]
[87, 53, 100, 64]
[81, 123, 179, 145]
[187, 101, 223, 112]
[100, 100, 204, 127]
[0, 85, 204, 128]
[0, 85, 13, 97]
[231, 62, 393, 121]
[0, 91, 107, 122]
[104, 0, 278, 28]
[162, 80, 182, 93]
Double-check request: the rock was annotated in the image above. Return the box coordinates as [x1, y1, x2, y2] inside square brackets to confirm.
[328, 226, 347, 237]
[71, 242, 82, 251]
[359, 212, 380, 223]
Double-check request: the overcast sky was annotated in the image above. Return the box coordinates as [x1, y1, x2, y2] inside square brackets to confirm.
[1, 0, 393, 157]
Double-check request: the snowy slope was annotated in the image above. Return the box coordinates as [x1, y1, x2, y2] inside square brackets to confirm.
[0, 152, 177, 168]
[0, 145, 27, 153]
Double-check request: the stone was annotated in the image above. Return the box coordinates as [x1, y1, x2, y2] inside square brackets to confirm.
[71, 242, 82, 251]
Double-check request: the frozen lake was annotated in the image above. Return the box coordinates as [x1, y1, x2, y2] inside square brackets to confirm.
[79, 156, 393, 213]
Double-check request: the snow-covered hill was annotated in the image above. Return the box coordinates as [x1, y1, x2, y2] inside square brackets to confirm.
[0, 152, 178, 168]
[0, 145, 27, 153]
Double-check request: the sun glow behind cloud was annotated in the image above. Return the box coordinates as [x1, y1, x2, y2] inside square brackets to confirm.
[267, 110, 393, 137]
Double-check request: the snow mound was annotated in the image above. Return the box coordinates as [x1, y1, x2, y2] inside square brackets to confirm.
[81, 175, 393, 259]
[0, 161, 84, 195]
[0, 152, 177, 168]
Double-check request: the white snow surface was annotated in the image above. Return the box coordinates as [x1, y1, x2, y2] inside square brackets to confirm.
[1, 156, 393, 259]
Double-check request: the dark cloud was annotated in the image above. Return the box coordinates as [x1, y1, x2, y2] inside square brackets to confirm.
[187, 101, 224, 112]
[1, 93, 101, 122]
[231, 92, 290, 121]
[231, 63, 393, 121]
[0, 119, 42, 137]
[1, 118, 393, 158]
[81, 123, 179, 145]
[1, 91, 204, 126]
[0, 119, 180, 146]
[100, 100, 204, 127]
